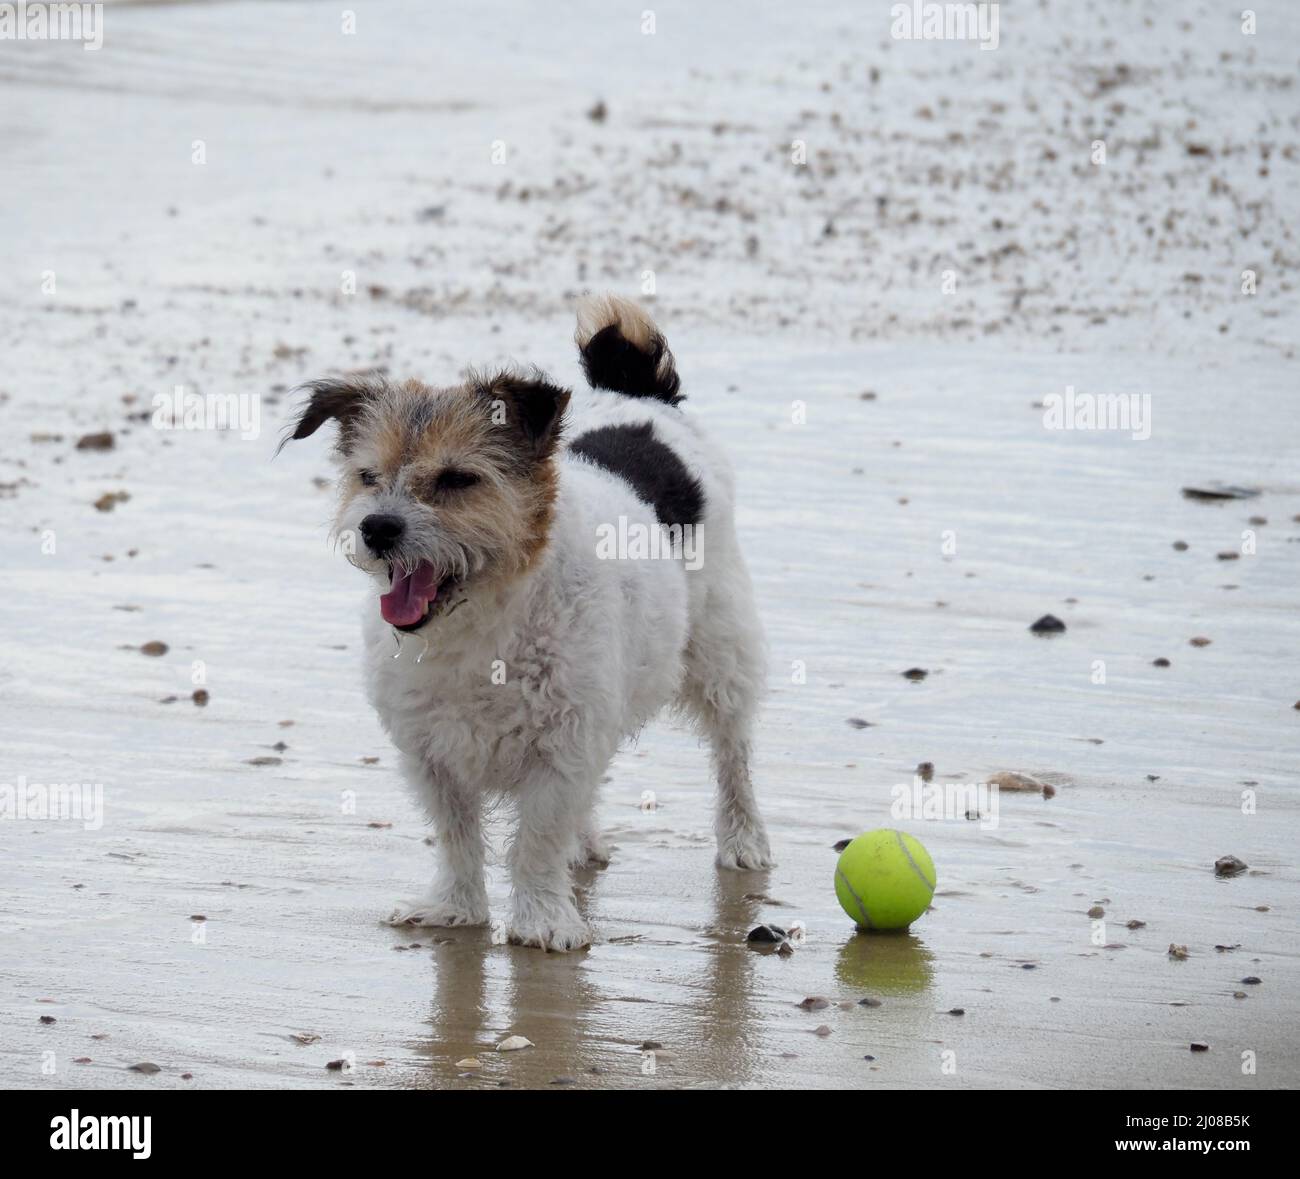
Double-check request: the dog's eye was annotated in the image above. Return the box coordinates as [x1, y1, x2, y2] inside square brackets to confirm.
[357, 469, 379, 487]
[436, 470, 479, 492]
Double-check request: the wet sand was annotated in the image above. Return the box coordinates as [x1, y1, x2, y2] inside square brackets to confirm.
[1, 1, 1298, 1089]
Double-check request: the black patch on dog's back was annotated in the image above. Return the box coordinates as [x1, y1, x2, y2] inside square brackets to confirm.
[569, 422, 704, 527]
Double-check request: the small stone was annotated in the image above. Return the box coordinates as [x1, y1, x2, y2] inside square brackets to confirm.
[139, 641, 168, 656]
[746, 923, 786, 944]
[128, 1062, 161, 1074]
[1172, 540, 1189, 551]
[290, 1033, 320, 1045]
[1189, 636, 1212, 647]
[1087, 906, 1105, 918]
[551, 1075, 577, 1085]
[1029, 614, 1066, 634]
[1214, 855, 1247, 877]
[858, 997, 882, 1008]
[1041, 783, 1057, 799]
[640, 1040, 663, 1051]
[846, 717, 873, 729]
[191, 689, 209, 706]
[1153, 657, 1170, 667]
[916, 761, 934, 782]
[244, 756, 281, 766]
[1168, 944, 1190, 960]
[1233, 991, 1247, 999]
[39, 1015, 56, 1024]
[586, 99, 608, 123]
[902, 667, 928, 681]
[797, 996, 830, 1011]
[325, 1059, 348, 1071]
[1126, 920, 1146, 930]
[1216, 552, 1240, 561]
[1190, 1042, 1210, 1052]
[496, 1035, 534, 1051]
[812, 1025, 832, 1037]
[76, 431, 115, 451]
[988, 771, 1047, 793]
[1240, 976, 1262, 986]
[948, 1008, 965, 1016]
[832, 838, 852, 852]
[455, 1057, 482, 1069]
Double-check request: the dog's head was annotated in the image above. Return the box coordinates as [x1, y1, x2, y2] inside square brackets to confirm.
[282, 370, 570, 632]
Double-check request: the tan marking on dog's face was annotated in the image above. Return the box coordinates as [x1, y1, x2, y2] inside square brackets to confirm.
[332, 375, 565, 586]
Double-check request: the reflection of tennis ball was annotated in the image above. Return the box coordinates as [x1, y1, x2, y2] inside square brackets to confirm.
[835, 829, 936, 931]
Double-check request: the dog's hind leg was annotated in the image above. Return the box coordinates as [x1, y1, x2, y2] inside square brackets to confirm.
[388, 754, 490, 927]
[678, 560, 774, 871]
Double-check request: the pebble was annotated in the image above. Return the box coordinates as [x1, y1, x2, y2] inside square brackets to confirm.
[76, 431, 115, 451]
[1172, 540, 1189, 551]
[812, 1025, 832, 1037]
[129, 1062, 161, 1074]
[858, 997, 883, 1008]
[191, 689, 209, 706]
[1240, 976, 1262, 986]
[902, 667, 928, 681]
[1153, 657, 1170, 667]
[1168, 944, 1190, 959]
[797, 996, 830, 1011]
[139, 641, 168, 656]
[1087, 906, 1105, 918]
[455, 1057, 482, 1069]
[916, 761, 934, 782]
[1029, 614, 1066, 634]
[1190, 1042, 1210, 1052]
[832, 838, 852, 852]
[496, 1035, 534, 1051]
[1189, 636, 1212, 647]
[746, 923, 786, 943]
[846, 717, 872, 729]
[988, 771, 1047, 793]
[1214, 855, 1248, 877]
[39, 1015, 56, 1024]
[948, 1008, 965, 1016]
[1126, 920, 1146, 930]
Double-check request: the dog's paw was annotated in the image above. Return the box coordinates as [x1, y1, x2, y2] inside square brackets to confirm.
[387, 891, 489, 928]
[715, 824, 774, 871]
[570, 830, 611, 869]
[507, 906, 592, 952]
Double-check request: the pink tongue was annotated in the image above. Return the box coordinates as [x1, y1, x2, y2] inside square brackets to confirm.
[380, 562, 441, 627]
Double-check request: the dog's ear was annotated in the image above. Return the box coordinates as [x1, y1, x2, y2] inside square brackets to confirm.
[279, 377, 377, 454]
[480, 370, 571, 461]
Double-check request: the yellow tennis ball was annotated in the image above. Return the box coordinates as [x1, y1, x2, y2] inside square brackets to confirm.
[835, 829, 936, 931]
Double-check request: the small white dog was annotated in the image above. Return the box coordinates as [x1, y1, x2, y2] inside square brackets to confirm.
[286, 296, 772, 950]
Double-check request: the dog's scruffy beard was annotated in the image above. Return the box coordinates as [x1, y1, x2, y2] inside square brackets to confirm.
[337, 511, 475, 633]
[284, 370, 571, 636]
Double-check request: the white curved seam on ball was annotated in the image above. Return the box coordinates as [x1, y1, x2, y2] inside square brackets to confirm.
[836, 866, 874, 929]
[895, 829, 935, 892]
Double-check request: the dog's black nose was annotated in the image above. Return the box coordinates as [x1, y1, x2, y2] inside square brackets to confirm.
[359, 513, 405, 555]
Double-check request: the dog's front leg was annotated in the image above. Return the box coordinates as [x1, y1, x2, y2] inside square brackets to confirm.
[388, 755, 489, 928]
[507, 772, 592, 952]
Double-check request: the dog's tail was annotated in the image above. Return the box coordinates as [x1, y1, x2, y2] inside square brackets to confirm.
[575, 294, 683, 406]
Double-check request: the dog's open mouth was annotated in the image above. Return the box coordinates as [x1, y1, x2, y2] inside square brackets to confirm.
[380, 561, 458, 631]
